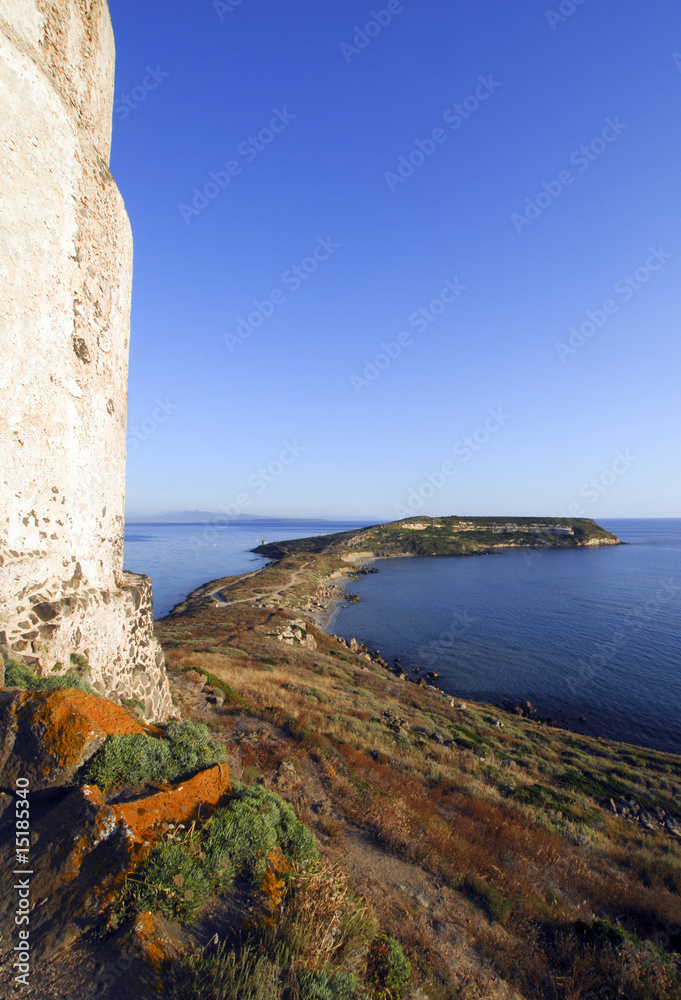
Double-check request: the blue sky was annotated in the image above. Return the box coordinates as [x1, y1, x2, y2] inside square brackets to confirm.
[111, 0, 681, 520]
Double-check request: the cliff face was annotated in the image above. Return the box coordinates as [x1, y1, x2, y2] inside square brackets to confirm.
[0, 0, 171, 719]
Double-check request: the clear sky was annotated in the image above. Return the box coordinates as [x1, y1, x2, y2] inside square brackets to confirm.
[110, 0, 681, 520]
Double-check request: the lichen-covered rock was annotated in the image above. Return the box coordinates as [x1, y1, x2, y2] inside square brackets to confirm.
[0, 784, 139, 962]
[115, 763, 231, 847]
[0, 761, 231, 961]
[0, 687, 162, 791]
[106, 911, 194, 996]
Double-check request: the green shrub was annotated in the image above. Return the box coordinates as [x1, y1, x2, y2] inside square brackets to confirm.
[163, 720, 228, 776]
[124, 783, 319, 925]
[201, 783, 319, 884]
[80, 733, 174, 790]
[69, 652, 90, 672]
[366, 935, 411, 999]
[129, 842, 212, 922]
[4, 659, 94, 694]
[80, 721, 225, 791]
[297, 969, 365, 999]
[463, 875, 511, 924]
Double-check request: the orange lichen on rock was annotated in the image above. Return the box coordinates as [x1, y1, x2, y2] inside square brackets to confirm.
[262, 844, 290, 913]
[114, 763, 231, 846]
[109, 910, 194, 995]
[1, 688, 163, 789]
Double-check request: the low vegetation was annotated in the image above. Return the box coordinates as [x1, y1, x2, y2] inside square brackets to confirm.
[155, 553, 681, 999]
[166, 861, 411, 1000]
[79, 720, 226, 791]
[3, 657, 95, 694]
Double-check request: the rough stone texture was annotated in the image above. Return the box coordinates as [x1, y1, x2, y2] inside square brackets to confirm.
[106, 911, 194, 997]
[0, 687, 163, 792]
[115, 763, 232, 846]
[0, 784, 141, 961]
[0, 1, 171, 719]
[0, 760, 231, 961]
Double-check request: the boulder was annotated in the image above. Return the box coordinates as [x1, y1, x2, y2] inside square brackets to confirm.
[184, 670, 206, 687]
[115, 763, 231, 847]
[0, 785, 139, 962]
[664, 815, 681, 838]
[0, 762, 231, 962]
[105, 911, 194, 997]
[0, 688, 162, 792]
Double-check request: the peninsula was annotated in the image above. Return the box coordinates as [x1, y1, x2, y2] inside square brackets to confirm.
[253, 514, 621, 560]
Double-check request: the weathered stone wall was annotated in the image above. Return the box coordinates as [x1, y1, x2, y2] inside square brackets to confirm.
[0, 0, 171, 719]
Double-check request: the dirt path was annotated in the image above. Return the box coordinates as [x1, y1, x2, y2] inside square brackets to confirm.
[327, 827, 526, 1000]
[210, 561, 314, 607]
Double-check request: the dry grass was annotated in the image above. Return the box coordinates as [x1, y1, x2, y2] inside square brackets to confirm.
[156, 562, 681, 1000]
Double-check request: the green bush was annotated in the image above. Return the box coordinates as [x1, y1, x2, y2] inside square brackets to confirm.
[4, 659, 94, 694]
[297, 969, 365, 1000]
[463, 875, 511, 924]
[69, 652, 90, 673]
[366, 935, 411, 999]
[202, 783, 318, 880]
[80, 733, 174, 791]
[125, 783, 319, 925]
[129, 842, 212, 922]
[80, 720, 226, 791]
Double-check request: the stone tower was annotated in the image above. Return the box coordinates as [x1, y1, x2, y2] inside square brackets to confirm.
[0, 0, 171, 719]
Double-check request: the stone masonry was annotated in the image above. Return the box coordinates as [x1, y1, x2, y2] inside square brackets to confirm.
[0, 1, 171, 719]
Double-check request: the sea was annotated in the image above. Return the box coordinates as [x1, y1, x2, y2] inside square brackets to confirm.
[124, 518, 681, 755]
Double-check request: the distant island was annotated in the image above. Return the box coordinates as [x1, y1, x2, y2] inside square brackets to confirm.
[253, 515, 622, 561]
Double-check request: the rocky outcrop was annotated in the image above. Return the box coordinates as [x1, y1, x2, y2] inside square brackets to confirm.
[0, 1, 171, 718]
[0, 687, 162, 791]
[0, 687, 231, 963]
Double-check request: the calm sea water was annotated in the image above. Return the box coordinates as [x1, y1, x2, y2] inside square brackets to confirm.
[124, 518, 681, 754]
[330, 520, 681, 754]
[123, 519, 368, 618]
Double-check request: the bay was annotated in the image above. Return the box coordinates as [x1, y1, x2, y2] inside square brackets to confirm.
[330, 519, 681, 754]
